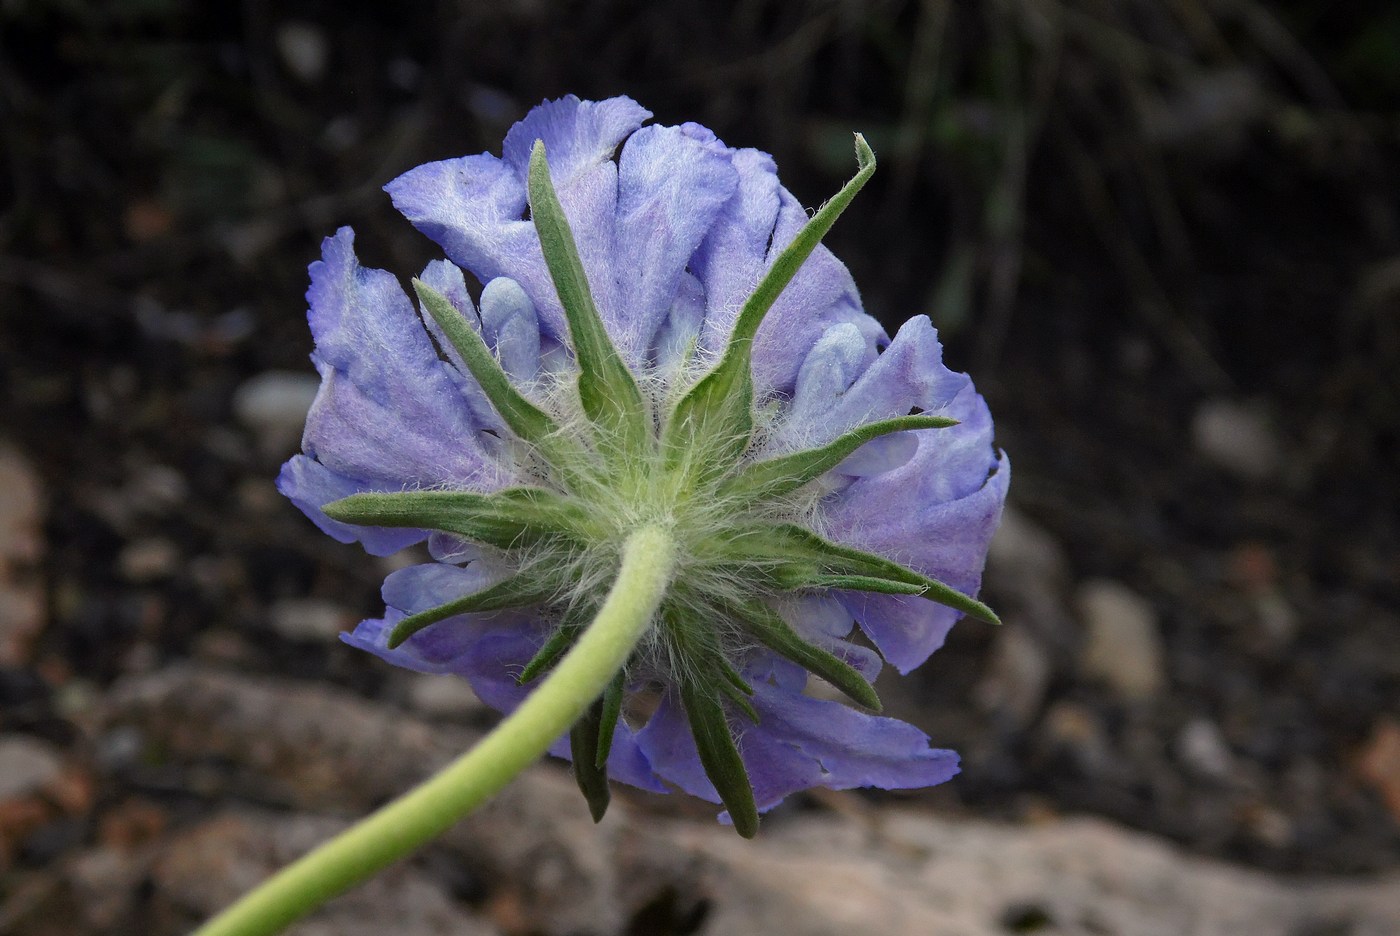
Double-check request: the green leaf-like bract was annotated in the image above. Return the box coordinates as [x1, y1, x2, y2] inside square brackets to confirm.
[594, 671, 625, 769]
[386, 570, 559, 649]
[728, 599, 881, 711]
[516, 611, 586, 685]
[719, 413, 957, 502]
[570, 698, 612, 822]
[662, 134, 877, 482]
[679, 678, 758, 838]
[321, 488, 591, 550]
[528, 141, 651, 465]
[714, 523, 1001, 626]
[413, 279, 596, 491]
[663, 606, 759, 835]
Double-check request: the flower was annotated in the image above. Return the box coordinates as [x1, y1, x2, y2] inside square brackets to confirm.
[278, 95, 1008, 834]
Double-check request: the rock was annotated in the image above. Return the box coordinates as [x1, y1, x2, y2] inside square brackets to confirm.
[1192, 399, 1281, 482]
[1356, 717, 1400, 823]
[96, 799, 168, 851]
[274, 22, 329, 83]
[149, 811, 501, 936]
[1176, 718, 1236, 781]
[1040, 701, 1114, 777]
[90, 666, 1400, 936]
[1077, 579, 1166, 701]
[103, 665, 453, 813]
[231, 371, 319, 454]
[0, 736, 63, 800]
[0, 444, 45, 666]
[617, 811, 1400, 936]
[984, 507, 1077, 653]
[404, 673, 488, 722]
[123, 462, 188, 515]
[974, 627, 1051, 730]
[117, 538, 180, 583]
[1227, 542, 1300, 647]
[987, 506, 1069, 589]
[0, 737, 68, 872]
[267, 598, 353, 643]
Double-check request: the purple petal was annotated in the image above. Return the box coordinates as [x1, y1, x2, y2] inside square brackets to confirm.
[385, 154, 543, 327]
[773, 316, 970, 456]
[415, 260, 507, 438]
[388, 96, 651, 349]
[650, 270, 705, 373]
[500, 95, 653, 182]
[689, 149, 886, 396]
[276, 455, 425, 557]
[300, 228, 501, 490]
[741, 681, 960, 810]
[634, 692, 721, 803]
[822, 385, 1010, 671]
[635, 676, 960, 816]
[478, 277, 542, 381]
[752, 188, 885, 395]
[612, 123, 737, 360]
[416, 258, 475, 377]
[767, 595, 883, 683]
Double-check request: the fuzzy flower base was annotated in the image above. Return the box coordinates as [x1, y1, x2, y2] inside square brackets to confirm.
[278, 95, 1008, 831]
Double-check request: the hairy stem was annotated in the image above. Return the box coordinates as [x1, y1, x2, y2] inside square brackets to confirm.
[192, 525, 676, 936]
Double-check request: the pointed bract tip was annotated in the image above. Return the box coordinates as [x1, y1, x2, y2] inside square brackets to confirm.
[854, 132, 875, 171]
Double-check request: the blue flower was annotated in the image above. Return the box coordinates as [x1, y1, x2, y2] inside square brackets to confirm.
[278, 95, 1008, 833]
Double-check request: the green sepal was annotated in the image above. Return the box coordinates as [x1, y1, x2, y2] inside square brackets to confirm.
[662, 134, 877, 479]
[413, 279, 570, 456]
[720, 523, 1001, 626]
[729, 599, 881, 711]
[715, 657, 759, 724]
[527, 141, 651, 462]
[679, 679, 759, 838]
[516, 614, 585, 685]
[321, 487, 591, 551]
[594, 670, 625, 769]
[719, 414, 957, 502]
[570, 698, 612, 823]
[794, 574, 925, 597]
[386, 570, 556, 649]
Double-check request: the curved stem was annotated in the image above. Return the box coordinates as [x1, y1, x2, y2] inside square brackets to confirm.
[193, 525, 675, 936]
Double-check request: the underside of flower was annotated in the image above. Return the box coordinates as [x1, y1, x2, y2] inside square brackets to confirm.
[279, 96, 1009, 837]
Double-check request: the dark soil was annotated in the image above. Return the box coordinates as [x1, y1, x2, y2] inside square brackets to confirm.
[1, 0, 1397, 899]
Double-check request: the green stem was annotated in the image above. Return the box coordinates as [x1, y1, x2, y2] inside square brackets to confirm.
[192, 525, 675, 936]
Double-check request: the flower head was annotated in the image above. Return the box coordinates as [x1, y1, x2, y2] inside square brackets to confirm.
[278, 95, 1008, 834]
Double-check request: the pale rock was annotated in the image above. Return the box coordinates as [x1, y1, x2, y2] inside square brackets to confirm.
[1176, 718, 1235, 781]
[268, 598, 353, 643]
[96, 666, 1400, 936]
[275, 22, 329, 83]
[985, 507, 1077, 653]
[405, 673, 488, 721]
[974, 627, 1051, 729]
[987, 506, 1068, 588]
[1077, 579, 1166, 700]
[232, 371, 320, 453]
[0, 735, 64, 800]
[150, 811, 500, 936]
[117, 537, 180, 583]
[1192, 398, 1281, 481]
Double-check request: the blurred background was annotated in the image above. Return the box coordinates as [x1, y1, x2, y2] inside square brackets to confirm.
[1, 1, 1397, 934]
